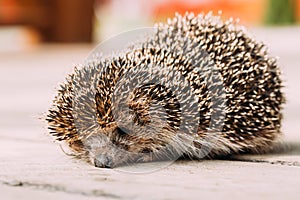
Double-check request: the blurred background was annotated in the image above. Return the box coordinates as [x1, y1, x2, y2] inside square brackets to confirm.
[0, 0, 300, 143]
[0, 0, 300, 47]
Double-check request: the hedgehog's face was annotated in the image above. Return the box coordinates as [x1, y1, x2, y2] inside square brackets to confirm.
[92, 111, 184, 168]
[85, 127, 178, 168]
[84, 84, 186, 168]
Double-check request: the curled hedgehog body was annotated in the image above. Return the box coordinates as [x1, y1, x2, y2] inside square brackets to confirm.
[47, 13, 284, 168]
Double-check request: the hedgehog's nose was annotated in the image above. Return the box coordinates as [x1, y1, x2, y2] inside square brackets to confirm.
[94, 155, 113, 168]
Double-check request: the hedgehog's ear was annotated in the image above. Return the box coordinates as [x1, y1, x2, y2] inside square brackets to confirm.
[95, 92, 113, 127]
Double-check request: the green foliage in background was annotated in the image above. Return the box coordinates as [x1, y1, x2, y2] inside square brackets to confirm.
[265, 0, 297, 25]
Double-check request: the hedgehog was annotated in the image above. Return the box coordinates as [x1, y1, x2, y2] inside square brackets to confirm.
[47, 12, 284, 168]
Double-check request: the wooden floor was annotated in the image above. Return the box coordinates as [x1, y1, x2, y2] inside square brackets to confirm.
[1, 27, 300, 200]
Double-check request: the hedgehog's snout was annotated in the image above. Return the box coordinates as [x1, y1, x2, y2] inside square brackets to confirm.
[94, 154, 113, 168]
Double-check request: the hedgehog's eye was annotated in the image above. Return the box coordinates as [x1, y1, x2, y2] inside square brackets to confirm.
[116, 127, 129, 135]
[140, 148, 152, 153]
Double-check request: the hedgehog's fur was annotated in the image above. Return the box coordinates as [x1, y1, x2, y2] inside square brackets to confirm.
[47, 12, 284, 168]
